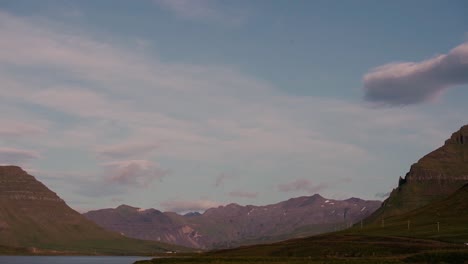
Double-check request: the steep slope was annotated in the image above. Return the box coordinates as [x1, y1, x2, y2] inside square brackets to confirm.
[351, 183, 468, 243]
[84, 194, 380, 249]
[368, 125, 468, 221]
[0, 166, 183, 254]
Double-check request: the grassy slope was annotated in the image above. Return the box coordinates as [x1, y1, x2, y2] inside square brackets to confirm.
[347, 184, 468, 243]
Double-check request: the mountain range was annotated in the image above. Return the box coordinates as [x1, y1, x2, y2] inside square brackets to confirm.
[84, 195, 380, 249]
[1, 124, 467, 257]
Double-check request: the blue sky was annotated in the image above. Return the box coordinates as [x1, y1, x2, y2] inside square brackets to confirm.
[0, 0, 467, 213]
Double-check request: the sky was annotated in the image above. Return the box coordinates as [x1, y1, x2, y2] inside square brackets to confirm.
[0, 0, 467, 213]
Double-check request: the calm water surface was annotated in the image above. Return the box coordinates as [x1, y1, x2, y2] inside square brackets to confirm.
[0, 256, 151, 264]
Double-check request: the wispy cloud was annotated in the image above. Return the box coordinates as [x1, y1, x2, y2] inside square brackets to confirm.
[0, 120, 47, 137]
[160, 199, 221, 213]
[0, 10, 461, 210]
[228, 191, 258, 199]
[154, 0, 245, 26]
[0, 147, 40, 165]
[278, 179, 328, 194]
[96, 142, 159, 159]
[364, 42, 468, 105]
[102, 160, 168, 187]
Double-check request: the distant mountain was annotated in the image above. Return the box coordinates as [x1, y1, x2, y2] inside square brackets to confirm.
[368, 125, 468, 222]
[84, 194, 380, 249]
[0, 166, 183, 255]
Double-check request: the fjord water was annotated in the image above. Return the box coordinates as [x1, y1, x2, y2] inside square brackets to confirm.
[0, 256, 150, 264]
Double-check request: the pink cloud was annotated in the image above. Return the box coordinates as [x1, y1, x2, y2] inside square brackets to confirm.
[102, 160, 168, 187]
[0, 147, 40, 165]
[228, 191, 258, 199]
[278, 179, 328, 194]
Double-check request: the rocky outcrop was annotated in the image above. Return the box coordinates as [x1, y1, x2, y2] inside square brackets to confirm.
[368, 125, 468, 221]
[84, 194, 381, 249]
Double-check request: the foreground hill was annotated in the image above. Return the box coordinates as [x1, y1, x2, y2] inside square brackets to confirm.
[0, 166, 185, 255]
[349, 183, 468, 243]
[85, 194, 380, 249]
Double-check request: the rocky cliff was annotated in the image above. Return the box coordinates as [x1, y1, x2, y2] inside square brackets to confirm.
[368, 125, 468, 221]
[85, 194, 381, 249]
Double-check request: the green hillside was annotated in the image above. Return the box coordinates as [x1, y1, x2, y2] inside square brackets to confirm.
[349, 183, 468, 243]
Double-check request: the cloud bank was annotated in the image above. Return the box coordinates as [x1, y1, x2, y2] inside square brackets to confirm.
[364, 42, 468, 105]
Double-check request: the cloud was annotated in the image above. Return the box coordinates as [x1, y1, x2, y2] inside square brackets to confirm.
[102, 160, 168, 187]
[160, 199, 221, 213]
[154, 0, 245, 25]
[278, 179, 328, 194]
[375, 192, 391, 199]
[0, 10, 462, 209]
[228, 191, 258, 199]
[364, 42, 468, 105]
[0, 147, 40, 165]
[96, 142, 159, 159]
[0, 120, 47, 137]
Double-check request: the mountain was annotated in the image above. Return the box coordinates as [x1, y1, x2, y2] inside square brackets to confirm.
[84, 194, 380, 249]
[0, 166, 184, 254]
[367, 125, 468, 222]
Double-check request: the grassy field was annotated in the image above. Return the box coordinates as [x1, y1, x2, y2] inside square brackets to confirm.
[135, 234, 468, 263]
[347, 183, 468, 243]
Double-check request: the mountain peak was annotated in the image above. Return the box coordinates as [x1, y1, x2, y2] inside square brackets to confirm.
[0, 165, 28, 177]
[446, 124, 468, 145]
[116, 204, 139, 211]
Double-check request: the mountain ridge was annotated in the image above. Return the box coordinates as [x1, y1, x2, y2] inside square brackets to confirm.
[84, 193, 380, 249]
